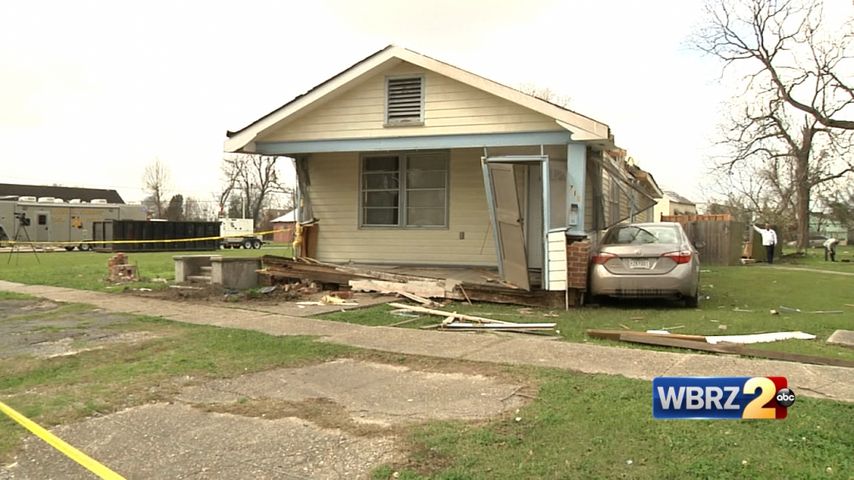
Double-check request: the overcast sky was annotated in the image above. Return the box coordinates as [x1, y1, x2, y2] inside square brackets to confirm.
[0, 0, 775, 205]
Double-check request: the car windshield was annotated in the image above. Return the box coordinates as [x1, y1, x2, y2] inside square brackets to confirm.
[603, 225, 681, 245]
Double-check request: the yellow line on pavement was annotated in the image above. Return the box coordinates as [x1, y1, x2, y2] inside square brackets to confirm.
[0, 401, 125, 480]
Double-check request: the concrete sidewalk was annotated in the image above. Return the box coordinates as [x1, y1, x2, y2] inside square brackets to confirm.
[1, 280, 851, 403]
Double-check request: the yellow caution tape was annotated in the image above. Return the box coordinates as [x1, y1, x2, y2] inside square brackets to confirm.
[0, 401, 126, 480]
[4, 229, 282, 247]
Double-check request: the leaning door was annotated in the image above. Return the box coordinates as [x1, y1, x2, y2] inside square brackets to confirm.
[486, 163, 531, 290]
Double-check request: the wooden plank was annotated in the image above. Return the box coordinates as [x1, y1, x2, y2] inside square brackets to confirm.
[388, 302, 514, 324]
[617, 333, 854, 367]
[618, 333, 734, 353]
[444, 322, 555, 330]
[587, 329, 707, 342]
[724, 345, 854, 368]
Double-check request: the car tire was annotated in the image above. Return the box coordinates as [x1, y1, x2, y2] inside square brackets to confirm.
[78, 243, 90, 252]
[684, 290, 699, 308]
[251, 239, 261, 249]
[243, 239, 253, 249]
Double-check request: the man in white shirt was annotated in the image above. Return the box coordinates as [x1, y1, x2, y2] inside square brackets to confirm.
[753, 223, 778, 264]
[823, 237, 840, 262]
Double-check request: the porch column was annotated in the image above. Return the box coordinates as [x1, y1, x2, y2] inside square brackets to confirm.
[566, 143, 586, 236]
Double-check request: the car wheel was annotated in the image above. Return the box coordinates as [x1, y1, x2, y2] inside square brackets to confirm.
[78, 243, 90, 252]
[243, 239, 253, 249]
[252, 239, 261, 249]
[684, 290, 699, 308]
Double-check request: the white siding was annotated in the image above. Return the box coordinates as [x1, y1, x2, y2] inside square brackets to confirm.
[546, 231, 567, 290]
[260, 62, 563, 142]
[307, 148, 497, 266]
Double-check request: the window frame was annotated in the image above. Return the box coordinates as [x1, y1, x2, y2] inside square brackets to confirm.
[384, 75, 425, 127]
[359, 151, 449, 229]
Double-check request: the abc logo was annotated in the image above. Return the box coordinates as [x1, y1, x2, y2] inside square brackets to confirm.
[775, 388, 796, 407]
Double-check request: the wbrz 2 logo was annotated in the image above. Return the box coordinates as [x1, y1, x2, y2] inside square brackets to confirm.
[653, 376, 794, 420]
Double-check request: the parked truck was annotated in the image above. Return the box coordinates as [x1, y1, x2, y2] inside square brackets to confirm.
[0, 196, 147, 250]
[219, 218, 263, 249]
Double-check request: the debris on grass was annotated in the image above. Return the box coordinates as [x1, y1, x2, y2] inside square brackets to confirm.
[389, 302, 556, 333]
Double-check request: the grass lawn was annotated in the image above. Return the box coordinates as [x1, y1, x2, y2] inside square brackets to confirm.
[377, 369, 853, 479]
[0, 246, 292, 291]
[323, 264, 854, 361]
[1, 300, 852, 479]
[778, 244, 854, 272]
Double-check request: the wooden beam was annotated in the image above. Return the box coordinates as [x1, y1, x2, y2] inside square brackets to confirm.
[617, 333, 854, 368]
[588, 329, 707, 343]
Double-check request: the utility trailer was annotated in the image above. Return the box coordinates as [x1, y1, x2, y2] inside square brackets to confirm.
[0, 196, 146, 250]
[220, 218, 264, 249]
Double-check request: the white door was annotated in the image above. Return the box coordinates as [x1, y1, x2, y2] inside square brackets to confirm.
[486, 163, 530, 290]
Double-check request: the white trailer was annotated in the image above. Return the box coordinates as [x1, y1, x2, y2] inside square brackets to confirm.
[0, 197, 147, 250]
[220, 218, 263, 249]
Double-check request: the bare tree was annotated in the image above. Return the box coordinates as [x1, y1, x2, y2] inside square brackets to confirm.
[219, 154, 293, 223]
[695, 0, 854, 250]
[142, 158, 170, 218]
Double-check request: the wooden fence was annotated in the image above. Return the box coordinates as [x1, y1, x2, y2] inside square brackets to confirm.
[662, 215, 744, 266]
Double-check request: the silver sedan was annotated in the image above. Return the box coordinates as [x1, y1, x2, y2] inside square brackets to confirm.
[589, 222, 700, 307]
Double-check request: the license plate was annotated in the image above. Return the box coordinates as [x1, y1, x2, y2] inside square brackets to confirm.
[626, 258, 651, 269]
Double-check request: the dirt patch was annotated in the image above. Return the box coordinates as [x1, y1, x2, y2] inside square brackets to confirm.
[2, 403, 398, 480]
[179, 358, 530, 427]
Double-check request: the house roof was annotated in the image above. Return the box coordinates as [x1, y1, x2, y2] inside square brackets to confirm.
[271, 210, 296, 223]
[663, 190, 695, 205]
[225, 45, 612, 153]
[0, 183, 125, 204]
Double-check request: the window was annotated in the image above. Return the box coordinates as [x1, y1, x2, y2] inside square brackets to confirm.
[361, 152, 448, 228]
[37, 214, 47, 226]
[386, 76, 424, 126]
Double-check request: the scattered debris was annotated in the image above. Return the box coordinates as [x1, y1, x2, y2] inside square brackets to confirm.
[718, 325, 728, 330]
[320, 295, 359, 306]
[779, 305, 801, 313]
[389, 302, 556, 333]
[349, 279, 444, 299]
[107, 253, 138, 282]
[619, 324, 631, 330]
[808, 310, 843, 314]
[733, 308, 754, 313]
[770, 309, 779, 315]
[586, 329, 852, 367]
[258, 286, 277, 295]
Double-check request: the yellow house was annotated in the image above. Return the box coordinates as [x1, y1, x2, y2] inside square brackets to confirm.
[654, 191, 698, 221]
[225, 46, 656, 296]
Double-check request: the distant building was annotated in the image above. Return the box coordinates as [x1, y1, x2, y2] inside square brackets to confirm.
[810, 213, 848, 244]
[271, 210, 296, 243]
[654, 190, 697, 220]
[0, 183, 124, 204]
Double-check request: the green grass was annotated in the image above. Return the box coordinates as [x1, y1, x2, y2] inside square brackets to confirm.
[0, 246, 293, 291]
[0, 291, 34, 300]
[376, 370, 853, 479]
[0, 311, 348, 462]
[323, 265, 854, 360]
[778, 244, 854, 272]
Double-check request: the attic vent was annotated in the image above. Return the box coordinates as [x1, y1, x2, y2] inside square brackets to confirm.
[386, 76, 424, 126]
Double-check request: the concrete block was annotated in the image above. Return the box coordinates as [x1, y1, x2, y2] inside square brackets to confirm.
[211, 257, 261, 290]
[174, 255, 215, 283]
[827, 330, 854, 348]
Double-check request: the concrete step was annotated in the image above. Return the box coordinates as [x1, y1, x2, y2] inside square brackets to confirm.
[186, 275, 212, 284]
[199, 266, 213, 274]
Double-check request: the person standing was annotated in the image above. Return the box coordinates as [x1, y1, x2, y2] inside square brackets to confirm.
[753, 223, 778, 264]
[823, 237, 839, 262]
